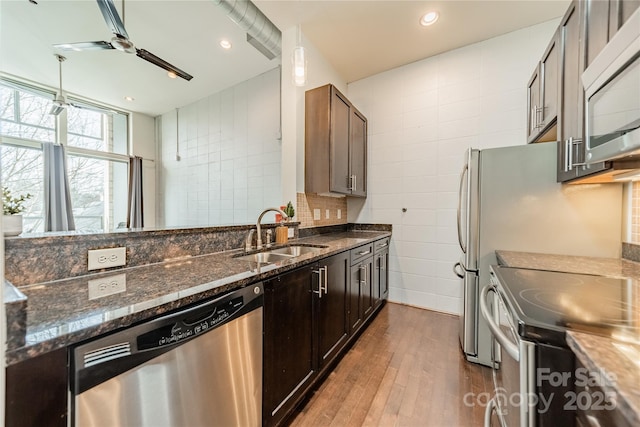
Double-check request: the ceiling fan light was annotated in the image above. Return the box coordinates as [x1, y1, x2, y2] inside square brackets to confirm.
[167, 71, 177, 79]
[292, 46, 307, 87]
[420, 11, 439, 26]
[219, 39, 232, 50]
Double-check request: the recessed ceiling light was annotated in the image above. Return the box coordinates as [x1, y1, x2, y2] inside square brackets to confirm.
[420, 11, 439, 26]
[124, 96, 134, 102]
[167, 71, 177, 79]
[219, 39, 232, 50]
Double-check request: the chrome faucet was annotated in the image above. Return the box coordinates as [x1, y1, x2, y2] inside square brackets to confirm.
[245, 229, 255, 252]
[256, 207, 288, 250]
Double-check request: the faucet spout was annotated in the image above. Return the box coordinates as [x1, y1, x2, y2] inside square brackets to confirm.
[256, 207, 288, 250]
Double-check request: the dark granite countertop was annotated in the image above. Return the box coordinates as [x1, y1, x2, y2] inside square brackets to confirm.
[496, 250, 640, 424]
[5, 230, 391, 365]
[496, 250, 640, 278]
[567, 331, 640, 426]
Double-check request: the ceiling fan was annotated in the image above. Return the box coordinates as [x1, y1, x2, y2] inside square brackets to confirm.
[53, 0, 193, 81]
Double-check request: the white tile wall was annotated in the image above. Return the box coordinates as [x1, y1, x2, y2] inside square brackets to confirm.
[157, 68, 282, 227]
[347, 20, 560, 314]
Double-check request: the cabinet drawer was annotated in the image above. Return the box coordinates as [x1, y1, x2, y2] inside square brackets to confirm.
[350, 244, 373, 265]
[374, 238, 389, 253]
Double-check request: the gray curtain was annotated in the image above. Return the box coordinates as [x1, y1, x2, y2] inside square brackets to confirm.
[43, 142, 75, 231]
[127, 156, 144, 229]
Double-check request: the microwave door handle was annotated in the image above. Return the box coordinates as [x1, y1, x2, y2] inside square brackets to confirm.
[479, 285, 520, 361]
[457, 163, 468, 253]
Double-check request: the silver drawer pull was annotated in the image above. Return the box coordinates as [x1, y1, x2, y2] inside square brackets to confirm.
[357, 250, 371, 256]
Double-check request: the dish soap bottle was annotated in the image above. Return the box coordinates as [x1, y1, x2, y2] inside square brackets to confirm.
[275, 224, 288, 244]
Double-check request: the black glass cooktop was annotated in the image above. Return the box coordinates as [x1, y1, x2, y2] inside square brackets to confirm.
[490, 266, 640, 346]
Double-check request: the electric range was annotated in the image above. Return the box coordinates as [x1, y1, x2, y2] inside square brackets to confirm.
[480, 265, 639, 427]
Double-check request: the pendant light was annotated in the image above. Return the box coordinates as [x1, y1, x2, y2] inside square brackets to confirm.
[292, 25, 307, 86]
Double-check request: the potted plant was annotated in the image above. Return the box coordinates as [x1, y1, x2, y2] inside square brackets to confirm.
[283, 201, 295, 221]
[3, 187, 32, 236]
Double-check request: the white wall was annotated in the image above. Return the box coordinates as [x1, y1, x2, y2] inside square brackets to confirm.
[157, 67, 281, 227]
[347, 19, 560, 314]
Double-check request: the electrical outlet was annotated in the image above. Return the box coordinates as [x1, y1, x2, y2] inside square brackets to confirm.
[325, 209, 330, 219]
[88, 274, 127, 300]
[313, 209, 321, 220]
[337, 209, 342, 219]
[288, 227, 294, 238]
[88, 247, 126, 271]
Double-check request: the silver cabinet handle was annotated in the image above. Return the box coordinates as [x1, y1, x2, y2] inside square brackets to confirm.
[456, 163, 468, 254]
[321, 266, 328, 295]
[453, 262, 464, 279]
[313, 268, 323, 298]
[352, 174, 357, 192]
[568, 136, 574, 171]
[535, 105, 544, 128]
[479, 285, 519, 361]
[357, 250, 371, 256]
[378, 242, 388, 248]
[359, 265, 367, 286]
[564, 138, 570, 172]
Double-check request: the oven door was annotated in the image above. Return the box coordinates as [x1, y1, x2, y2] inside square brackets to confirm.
[480, 284, 535, 427]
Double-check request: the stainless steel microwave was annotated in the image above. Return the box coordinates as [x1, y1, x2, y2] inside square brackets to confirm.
[582, 7, 640, 164]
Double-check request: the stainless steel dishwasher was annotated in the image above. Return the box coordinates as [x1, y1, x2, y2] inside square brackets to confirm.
[71, 283, 263, 427]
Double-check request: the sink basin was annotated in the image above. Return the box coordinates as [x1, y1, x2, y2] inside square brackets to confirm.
[269, 245, 325, 257]
[234, 252, 292, 263]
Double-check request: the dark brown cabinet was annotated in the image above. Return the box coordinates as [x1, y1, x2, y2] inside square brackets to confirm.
[263, 264, 317, 427]
[316, 251, 350, 369]
[374, 238, 390, 306]
[263, 251, 354, 426]
[527, 30, 560, 143]
[305, 84, 368, 197]
[349, 244, 375, 335]
[5, 347, 68, 427]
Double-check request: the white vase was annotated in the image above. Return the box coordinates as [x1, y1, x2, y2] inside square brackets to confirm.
[4, 214, 23, 237]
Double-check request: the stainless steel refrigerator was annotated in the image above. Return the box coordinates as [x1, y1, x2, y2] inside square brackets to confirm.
[454, 142, 622, 367]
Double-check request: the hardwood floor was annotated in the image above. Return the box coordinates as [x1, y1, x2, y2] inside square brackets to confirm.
[289, 302, 493, 427]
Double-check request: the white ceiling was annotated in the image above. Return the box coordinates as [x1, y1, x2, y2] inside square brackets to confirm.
[1, 0, 570, 117]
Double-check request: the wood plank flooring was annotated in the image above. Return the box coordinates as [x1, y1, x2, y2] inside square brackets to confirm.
[289, 302, 493, 427]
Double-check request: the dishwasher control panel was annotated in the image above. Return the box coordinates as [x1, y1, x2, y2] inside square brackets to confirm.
[137, 296, 244, 350]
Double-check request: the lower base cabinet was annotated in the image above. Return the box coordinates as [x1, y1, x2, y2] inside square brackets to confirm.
[264, 240, 389, 426]
[5, 347, 68, 427]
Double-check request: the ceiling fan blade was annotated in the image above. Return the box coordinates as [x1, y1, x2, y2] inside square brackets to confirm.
[53, 41, 115, 52]
[96, 0, 129, 39]
[135, 49, 193, 81]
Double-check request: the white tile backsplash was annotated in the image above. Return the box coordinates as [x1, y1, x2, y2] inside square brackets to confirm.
[347, 19, 559, 314]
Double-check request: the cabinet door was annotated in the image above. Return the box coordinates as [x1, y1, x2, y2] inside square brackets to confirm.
[349, 264, 363, 334]
[349, 108, 367, 197]
[361, 257, 374, 320]
[5, 347, 68, 427]
[317, 252, 349, 369]
[557, 1, 582, 182]
[263, 265, 316, 426]
[609, 0, 640, 40]
[540, 31, 559, 130]
[526, 66, 541, 143]
[330, 87, 352, 194]
[585, 0, 611, 68]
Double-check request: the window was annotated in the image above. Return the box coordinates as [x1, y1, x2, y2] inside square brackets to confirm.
[0, 79, 130, 233]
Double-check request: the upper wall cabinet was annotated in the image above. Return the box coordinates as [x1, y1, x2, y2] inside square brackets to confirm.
[527, 30, 560, 143]
[305, 84, 367, 197]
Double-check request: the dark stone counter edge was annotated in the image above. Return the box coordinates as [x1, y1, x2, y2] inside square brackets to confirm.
[5, 222, 302, 248]
[622, 242, 640, 263]
[5, 230, 392, 366]
[566, 334, 640, 426]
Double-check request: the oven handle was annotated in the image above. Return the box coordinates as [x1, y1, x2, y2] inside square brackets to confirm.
[484, 396, 496, 427]
[479, 284, 520, 362]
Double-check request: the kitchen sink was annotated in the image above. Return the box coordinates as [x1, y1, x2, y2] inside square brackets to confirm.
[234, 252, 293, 263]
[269, 245, 325, 257]
[233, 245, 327, 264]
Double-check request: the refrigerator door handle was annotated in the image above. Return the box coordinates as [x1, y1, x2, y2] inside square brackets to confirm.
[453, 262, 465, 279]
[457, 163, 469, 253]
